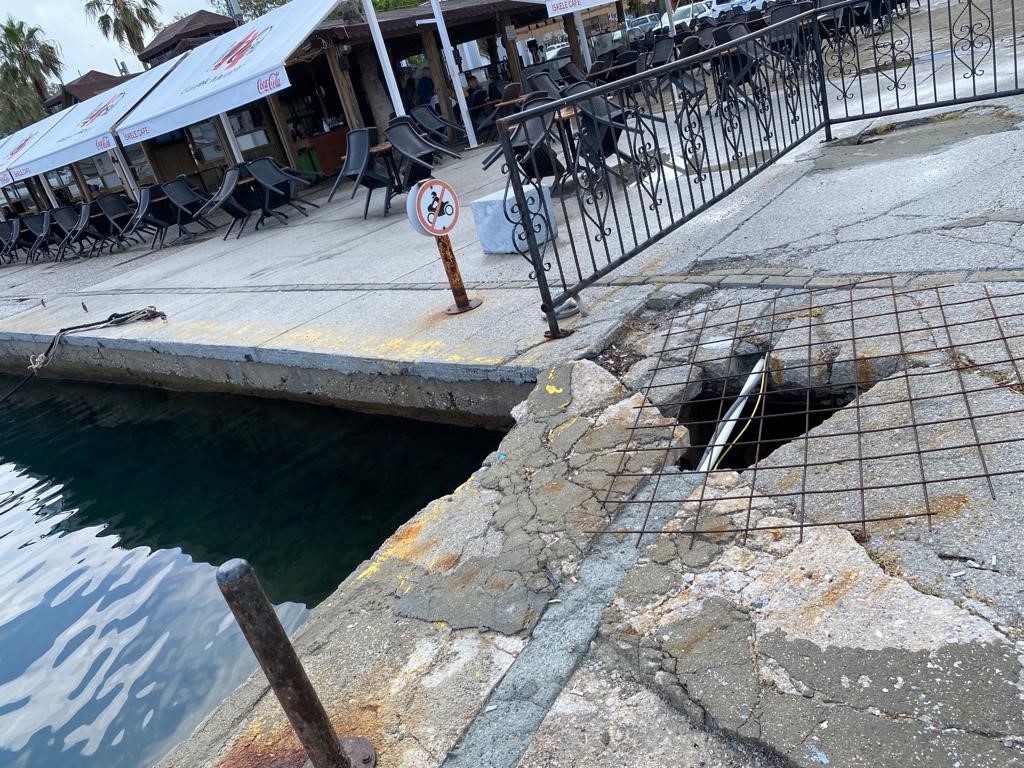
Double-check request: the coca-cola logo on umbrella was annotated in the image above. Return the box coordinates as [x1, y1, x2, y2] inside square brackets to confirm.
[212, 26, 273, 72]
[256, 70, 282, 95]
[80, 92, 126, 129]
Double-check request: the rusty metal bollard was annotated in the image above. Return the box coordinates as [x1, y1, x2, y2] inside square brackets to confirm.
[217, 559, 376, 768]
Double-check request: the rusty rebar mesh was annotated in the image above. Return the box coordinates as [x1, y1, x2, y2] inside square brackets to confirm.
[603, 278, 1024, 545]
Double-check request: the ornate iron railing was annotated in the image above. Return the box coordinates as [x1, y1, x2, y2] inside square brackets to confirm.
[497, 0, 1022, 338]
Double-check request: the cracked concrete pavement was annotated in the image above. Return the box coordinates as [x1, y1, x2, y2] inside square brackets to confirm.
[600, 472, 1024, 768]
[130, 89, 1024, 768]
[157, 360, 686, 768]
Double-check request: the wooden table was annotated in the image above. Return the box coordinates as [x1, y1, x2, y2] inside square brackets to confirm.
[556, 104, 581, 122]
[493, 95, 527, 109]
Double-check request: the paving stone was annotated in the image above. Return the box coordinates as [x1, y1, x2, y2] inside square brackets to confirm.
[760, 276, 812, 288]
[718, 274, 767, 287]
[644, 284, 714, 311]
[970, 270, 1024, 281]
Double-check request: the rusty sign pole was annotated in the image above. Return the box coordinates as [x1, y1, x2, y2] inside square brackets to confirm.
[217, 559, 376, 768]
[436, 233, 481, 314]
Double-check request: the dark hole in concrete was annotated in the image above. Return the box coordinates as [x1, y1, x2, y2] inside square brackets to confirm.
[678, 384, 854, 471]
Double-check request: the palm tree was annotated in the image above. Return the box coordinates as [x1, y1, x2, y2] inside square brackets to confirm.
[0, 17, 62, 102]
[84, 0, 162, 56]
[0, 69, 44, 134]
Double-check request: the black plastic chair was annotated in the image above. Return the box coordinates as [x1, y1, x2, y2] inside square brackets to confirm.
[21, 212, 60, 262]
[767, 3, 811, 59]
[51, 204, 99, 260]
[649, 36, 676, 69]
[410, 104, 466, 145]
[851, 0, 891, 32]
[574, 91, 637, 183]
[163, 177, 217, 240]
[668, 35, 709, 101]
[588, 59, 610, 82]
[481, 95, 564, 187]
[329, 129, 362, 204]
[118, 187, 172, 250]
[247, 157, 320, 228]
[385, 120, 462, 193]
[476, 82, 524, 142]
[332, 128, 395, 219]
[0, 218, 22, 263]
[707, 22, 760, 112]
[527, 71, 563, 97]
[196, 165, 264, 240]
[95, 193, 136, 242]
[559, 59, 590, 84]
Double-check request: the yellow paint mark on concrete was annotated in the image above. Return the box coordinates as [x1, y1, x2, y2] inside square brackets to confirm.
[545, 385, 564, 395]
[547, 416, 578, 444]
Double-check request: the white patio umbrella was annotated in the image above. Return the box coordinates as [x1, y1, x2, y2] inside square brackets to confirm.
[0, 110, 78, 205]
[117, 0, 342, 160]
[8, 55, 185, 201]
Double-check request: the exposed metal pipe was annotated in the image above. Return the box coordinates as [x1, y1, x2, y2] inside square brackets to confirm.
[696, 355, 767, 474]
[217, 558, 377, 768]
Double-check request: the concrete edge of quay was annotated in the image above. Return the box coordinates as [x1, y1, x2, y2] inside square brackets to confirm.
[0, 330, 537, 428]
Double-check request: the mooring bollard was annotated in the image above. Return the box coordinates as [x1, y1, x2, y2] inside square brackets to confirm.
[217, 559, 376, 768]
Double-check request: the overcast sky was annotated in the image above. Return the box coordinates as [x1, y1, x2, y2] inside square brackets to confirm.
[3, 0, 213, 80]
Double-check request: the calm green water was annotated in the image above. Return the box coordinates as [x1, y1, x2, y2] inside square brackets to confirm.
[0, 378, 499, 768]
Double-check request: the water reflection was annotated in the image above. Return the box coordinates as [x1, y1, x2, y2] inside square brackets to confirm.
[0, 379, 499, 768]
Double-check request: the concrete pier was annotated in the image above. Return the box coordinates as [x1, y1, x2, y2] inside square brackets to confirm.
[2, 97, 1024, 768]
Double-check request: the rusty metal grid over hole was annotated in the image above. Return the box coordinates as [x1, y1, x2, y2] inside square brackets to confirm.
[604, 280, 1024, 546]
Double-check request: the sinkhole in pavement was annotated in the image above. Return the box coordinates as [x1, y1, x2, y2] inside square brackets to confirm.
[678, 385, 855, 472]
[612, 280, 1024, 541]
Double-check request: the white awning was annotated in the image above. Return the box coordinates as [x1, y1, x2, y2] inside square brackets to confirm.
[0, 109, 77, 188]
[8, 56, 184, 182]
[117, 0, 340, 147]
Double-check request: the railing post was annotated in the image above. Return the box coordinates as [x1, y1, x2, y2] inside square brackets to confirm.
[498, 116, 566, 340]
[811, 20, 834, 142]
[217, 559, 376, 768]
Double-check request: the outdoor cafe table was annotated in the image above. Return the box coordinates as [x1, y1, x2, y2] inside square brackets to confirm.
[368, 140, 404, 209]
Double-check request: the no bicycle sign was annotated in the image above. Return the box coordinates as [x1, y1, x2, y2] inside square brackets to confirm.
[408, 178, 460, 237]
[406, 179, 481, 315]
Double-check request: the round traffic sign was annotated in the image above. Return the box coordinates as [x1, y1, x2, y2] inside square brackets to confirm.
[414, 178, 460, 237]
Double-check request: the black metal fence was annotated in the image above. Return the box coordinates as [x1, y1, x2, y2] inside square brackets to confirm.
[496, 0, 1023, 338]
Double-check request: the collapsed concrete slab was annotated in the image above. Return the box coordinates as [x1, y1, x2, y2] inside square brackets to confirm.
[600, 473, 1024, 768]
[157, 360, 685, 768]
